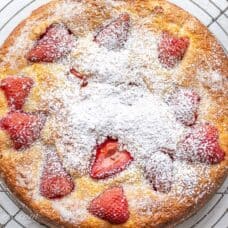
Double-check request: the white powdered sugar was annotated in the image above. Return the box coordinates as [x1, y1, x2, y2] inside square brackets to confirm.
[173, 160, 199, 196]
[52, 197, 89, 224]
[40, 26, 203, 194]
[124, 183, 156, 215]
[53, 28, 180, 177]
[71, 27, 167, 86]
[172, 160, 210, 198]
[46, 80, 184, 175]
[197, 70, 227, 94]
[52, 0, 85, 20]
[72, 33, 131, 84]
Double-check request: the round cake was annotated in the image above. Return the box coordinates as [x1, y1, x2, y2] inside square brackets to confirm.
[0, 0, 227, 227]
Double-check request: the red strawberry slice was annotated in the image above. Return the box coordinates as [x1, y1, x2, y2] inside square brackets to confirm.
[27, 23, 74, 62]
[94, 13, 130, 50]
[70, 68, 88, 87]
[158, 31, 189, 68]
[0, 76, 34, 110]
[177, 123, 225, 164]
[90, 138, 133, 179]
[40, 150, 74, 199]
[89, 186, 129, 224]
[165, 88, 200, 126]
[0, 111, 46, 150]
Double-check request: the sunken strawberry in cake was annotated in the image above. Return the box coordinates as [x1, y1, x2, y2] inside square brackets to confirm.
[0, 0, 227, 227]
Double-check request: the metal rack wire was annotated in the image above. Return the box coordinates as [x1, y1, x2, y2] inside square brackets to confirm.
[0, 0, 227, 227]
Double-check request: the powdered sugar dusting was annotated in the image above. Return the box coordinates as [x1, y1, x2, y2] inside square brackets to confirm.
[36, 26, 213, 219]
[3, 1, 226, 224]
[71, 27, 170, 86]
[197, 70, 228, 94]
[52, 197, 89, 224]
[45, 80, 184, 175]
[172, 160, 210, 198]
[40, 25, 206, 197]
[123, 183, 156, 216]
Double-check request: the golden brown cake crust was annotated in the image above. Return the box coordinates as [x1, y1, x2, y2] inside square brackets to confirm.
[0, 0, 227, 227]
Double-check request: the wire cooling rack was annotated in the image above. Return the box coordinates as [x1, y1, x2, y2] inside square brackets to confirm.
[0, 0, 227, 227]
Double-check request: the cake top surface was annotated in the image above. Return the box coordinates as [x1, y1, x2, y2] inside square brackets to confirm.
[0, 0, 227, 227]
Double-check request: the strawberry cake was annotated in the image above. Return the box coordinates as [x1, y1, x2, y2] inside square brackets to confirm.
[0, 0, 227, 227]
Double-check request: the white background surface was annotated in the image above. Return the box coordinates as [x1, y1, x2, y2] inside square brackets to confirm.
[0, 0, 227, 227]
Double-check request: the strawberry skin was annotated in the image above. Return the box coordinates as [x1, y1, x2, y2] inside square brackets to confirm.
[165, 88, 200, 126]
[0, 111, 46, 150]
[40, 151, 74, 199]
[89, 187, 129, 224]
[177, 123, 225, 164]
[158, 31, 189, 68]
[145, 152, 173, 193]
[40, 176, 74, 199]
[90, 138, 133, 179]
[0, 76, 34, 110]
[94, 13, 130, 50]
[70, 68, 88, 87]
[27, 23, 74, 62]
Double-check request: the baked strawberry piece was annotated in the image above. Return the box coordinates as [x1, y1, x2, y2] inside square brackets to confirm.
[0, 111, 46, 150]
[40, 150, 74, 199]
[70, 68, 88, 87]
[27, 23, 74, 62]
[165, 88, 200, 126]
[152, 6, 164, 14]
[145, 152, 173, 193]
[177, 123, 225, 164]
[94, 13, 130, 50]
[90, 138, 133, 179]
[0, 76, 34, 110]
[158, 31, 189, 68]
[89, 186, 129, 224]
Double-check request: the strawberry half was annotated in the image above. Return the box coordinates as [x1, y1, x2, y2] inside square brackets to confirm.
[27, 23, 74, 62]
[158, 31, 189, 68]
[0, 76, 34, 110]
[177, 123, 225, 164]
[89, 186, 129, 224]
[145, 152, 173, 193]
[40, 150, 74, 199]
[94, 13, 130, 50]
[0, 111, 46, 150]
[165, 88, 200, 126]
[90, 138, 133, 179]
